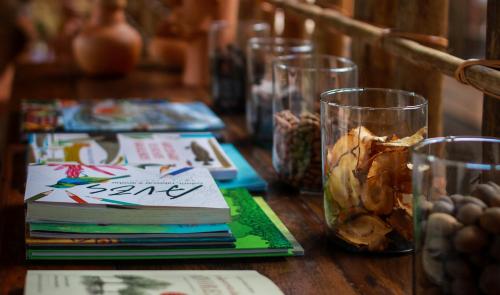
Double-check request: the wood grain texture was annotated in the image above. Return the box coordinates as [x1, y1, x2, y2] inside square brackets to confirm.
[269, 0, 500, 102]
[352, 0, 397, 88]
[483, 0, 500, 137]
[393, 0, 448, 137]
[0, 64, 411, 295]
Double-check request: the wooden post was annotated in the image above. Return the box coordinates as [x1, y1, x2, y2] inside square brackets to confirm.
[351, 0, 397, 87]
[393, 0, 449, 137]
[483, 0, 500, 137]
[282, 7, 304, 38]
[312, 0, 351, 56]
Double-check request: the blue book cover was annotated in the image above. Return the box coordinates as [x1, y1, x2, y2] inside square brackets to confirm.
[22, 99, 225, 133]
[62, 99, 225, 132]
[216, 144, 267, 192]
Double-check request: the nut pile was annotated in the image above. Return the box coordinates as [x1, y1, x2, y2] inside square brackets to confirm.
[324, 126, 426, 252]
[273, 110, 322, 190]
[417, 182, 500, 295]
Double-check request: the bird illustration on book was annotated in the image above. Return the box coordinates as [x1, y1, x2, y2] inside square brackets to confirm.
[48, 175, 130, 188]
[188, 141, 213, 165]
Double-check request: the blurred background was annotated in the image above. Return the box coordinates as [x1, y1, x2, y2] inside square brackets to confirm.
[0, 0, 489, 135]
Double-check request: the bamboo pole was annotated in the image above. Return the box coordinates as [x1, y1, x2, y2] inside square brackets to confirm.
[394, 0, 448, 137]
[268, 0, 500, 100]
[483, 0, 500, 137]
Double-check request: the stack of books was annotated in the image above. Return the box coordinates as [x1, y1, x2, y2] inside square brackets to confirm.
[28, 132, 267, 191]
[22, 97, 299, 261]
[24, 164, 301, 260]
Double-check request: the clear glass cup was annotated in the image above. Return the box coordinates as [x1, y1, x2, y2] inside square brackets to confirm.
[246, 37, 313, 144]
[412, 137, 500, 295]
[272, 54, 357, 192]
[320, 88, 428, 253]
[209, 20, 270, 113]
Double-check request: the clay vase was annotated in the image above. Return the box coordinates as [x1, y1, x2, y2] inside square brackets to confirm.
[73, 0, 142, 76]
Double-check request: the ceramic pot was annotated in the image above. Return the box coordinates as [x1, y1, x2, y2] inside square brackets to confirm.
[73, 0, 142, 76]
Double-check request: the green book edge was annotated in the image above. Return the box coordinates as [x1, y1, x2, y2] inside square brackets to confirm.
[253, 197, 304, 256]
[27, 189, 303, 260]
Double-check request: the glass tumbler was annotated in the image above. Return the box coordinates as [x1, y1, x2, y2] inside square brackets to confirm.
[272, 54, 357, 192]
[246, 37, 313, 144]
[209, 20, 270, 113]
[412, 137, 500, 295]
[320, 88, 428, 253]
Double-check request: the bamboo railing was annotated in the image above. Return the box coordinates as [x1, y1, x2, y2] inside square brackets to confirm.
[269, 0, 500, 100]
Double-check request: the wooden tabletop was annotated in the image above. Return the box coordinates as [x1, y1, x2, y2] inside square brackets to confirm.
[0, 63, 411, 295]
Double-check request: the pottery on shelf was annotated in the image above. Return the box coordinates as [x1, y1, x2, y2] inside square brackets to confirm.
[73, 0, 142, 76]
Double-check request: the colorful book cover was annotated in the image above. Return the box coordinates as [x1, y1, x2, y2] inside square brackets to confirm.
[27, 133, 124, 165]
[22, 100, 61, 132]
[63, 100, 225, 132]
[27, 189, 301, 260]
[216, 144, 267, 191]
[24, 164, 229, 224]
[27, 133, 237, 180]
[22, 99, 225, 133]
[253, 197, 304, 256]
[25, 270, 284, 295]
[30, 223, 230, 235]
[26, 235, 236, 247]
[118, 133, 237, 180]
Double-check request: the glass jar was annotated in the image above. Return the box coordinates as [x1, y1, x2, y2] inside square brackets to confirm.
[209, 20, 270, 113]
[272, 54, 357, 192]
[246, 37, 313, 144]
[412, 137, 500, 295]
[320, 88, 428, 253]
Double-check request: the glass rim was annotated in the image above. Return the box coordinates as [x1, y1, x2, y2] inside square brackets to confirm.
[412, 136, 500, 170]
[320, 88, 428, 111]
[210, 20, 270, 31]
[248, 37, 313, 51]
[274, 54, 357, 73]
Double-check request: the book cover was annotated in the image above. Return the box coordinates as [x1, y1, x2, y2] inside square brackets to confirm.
[27, 189, 300, 259]
[28, 133, 124, 165]
[29, 223, 230, 235]
[25, 164, 229, 224]
[216, 144, 267, 191]
[118, 133, 237, 180]
[27, 133, 237, 180]
[22, 99, 225, 133]
[25, 270, 284, 295]
[22, 100, 61, 132]
[63, 100, 225, 132]
[26, 234, 236, 247]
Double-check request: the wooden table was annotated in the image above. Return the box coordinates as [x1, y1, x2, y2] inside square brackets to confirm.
[0, 63, 411, 295]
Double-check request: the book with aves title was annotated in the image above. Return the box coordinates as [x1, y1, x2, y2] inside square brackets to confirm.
[24, 164, 230, 225]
